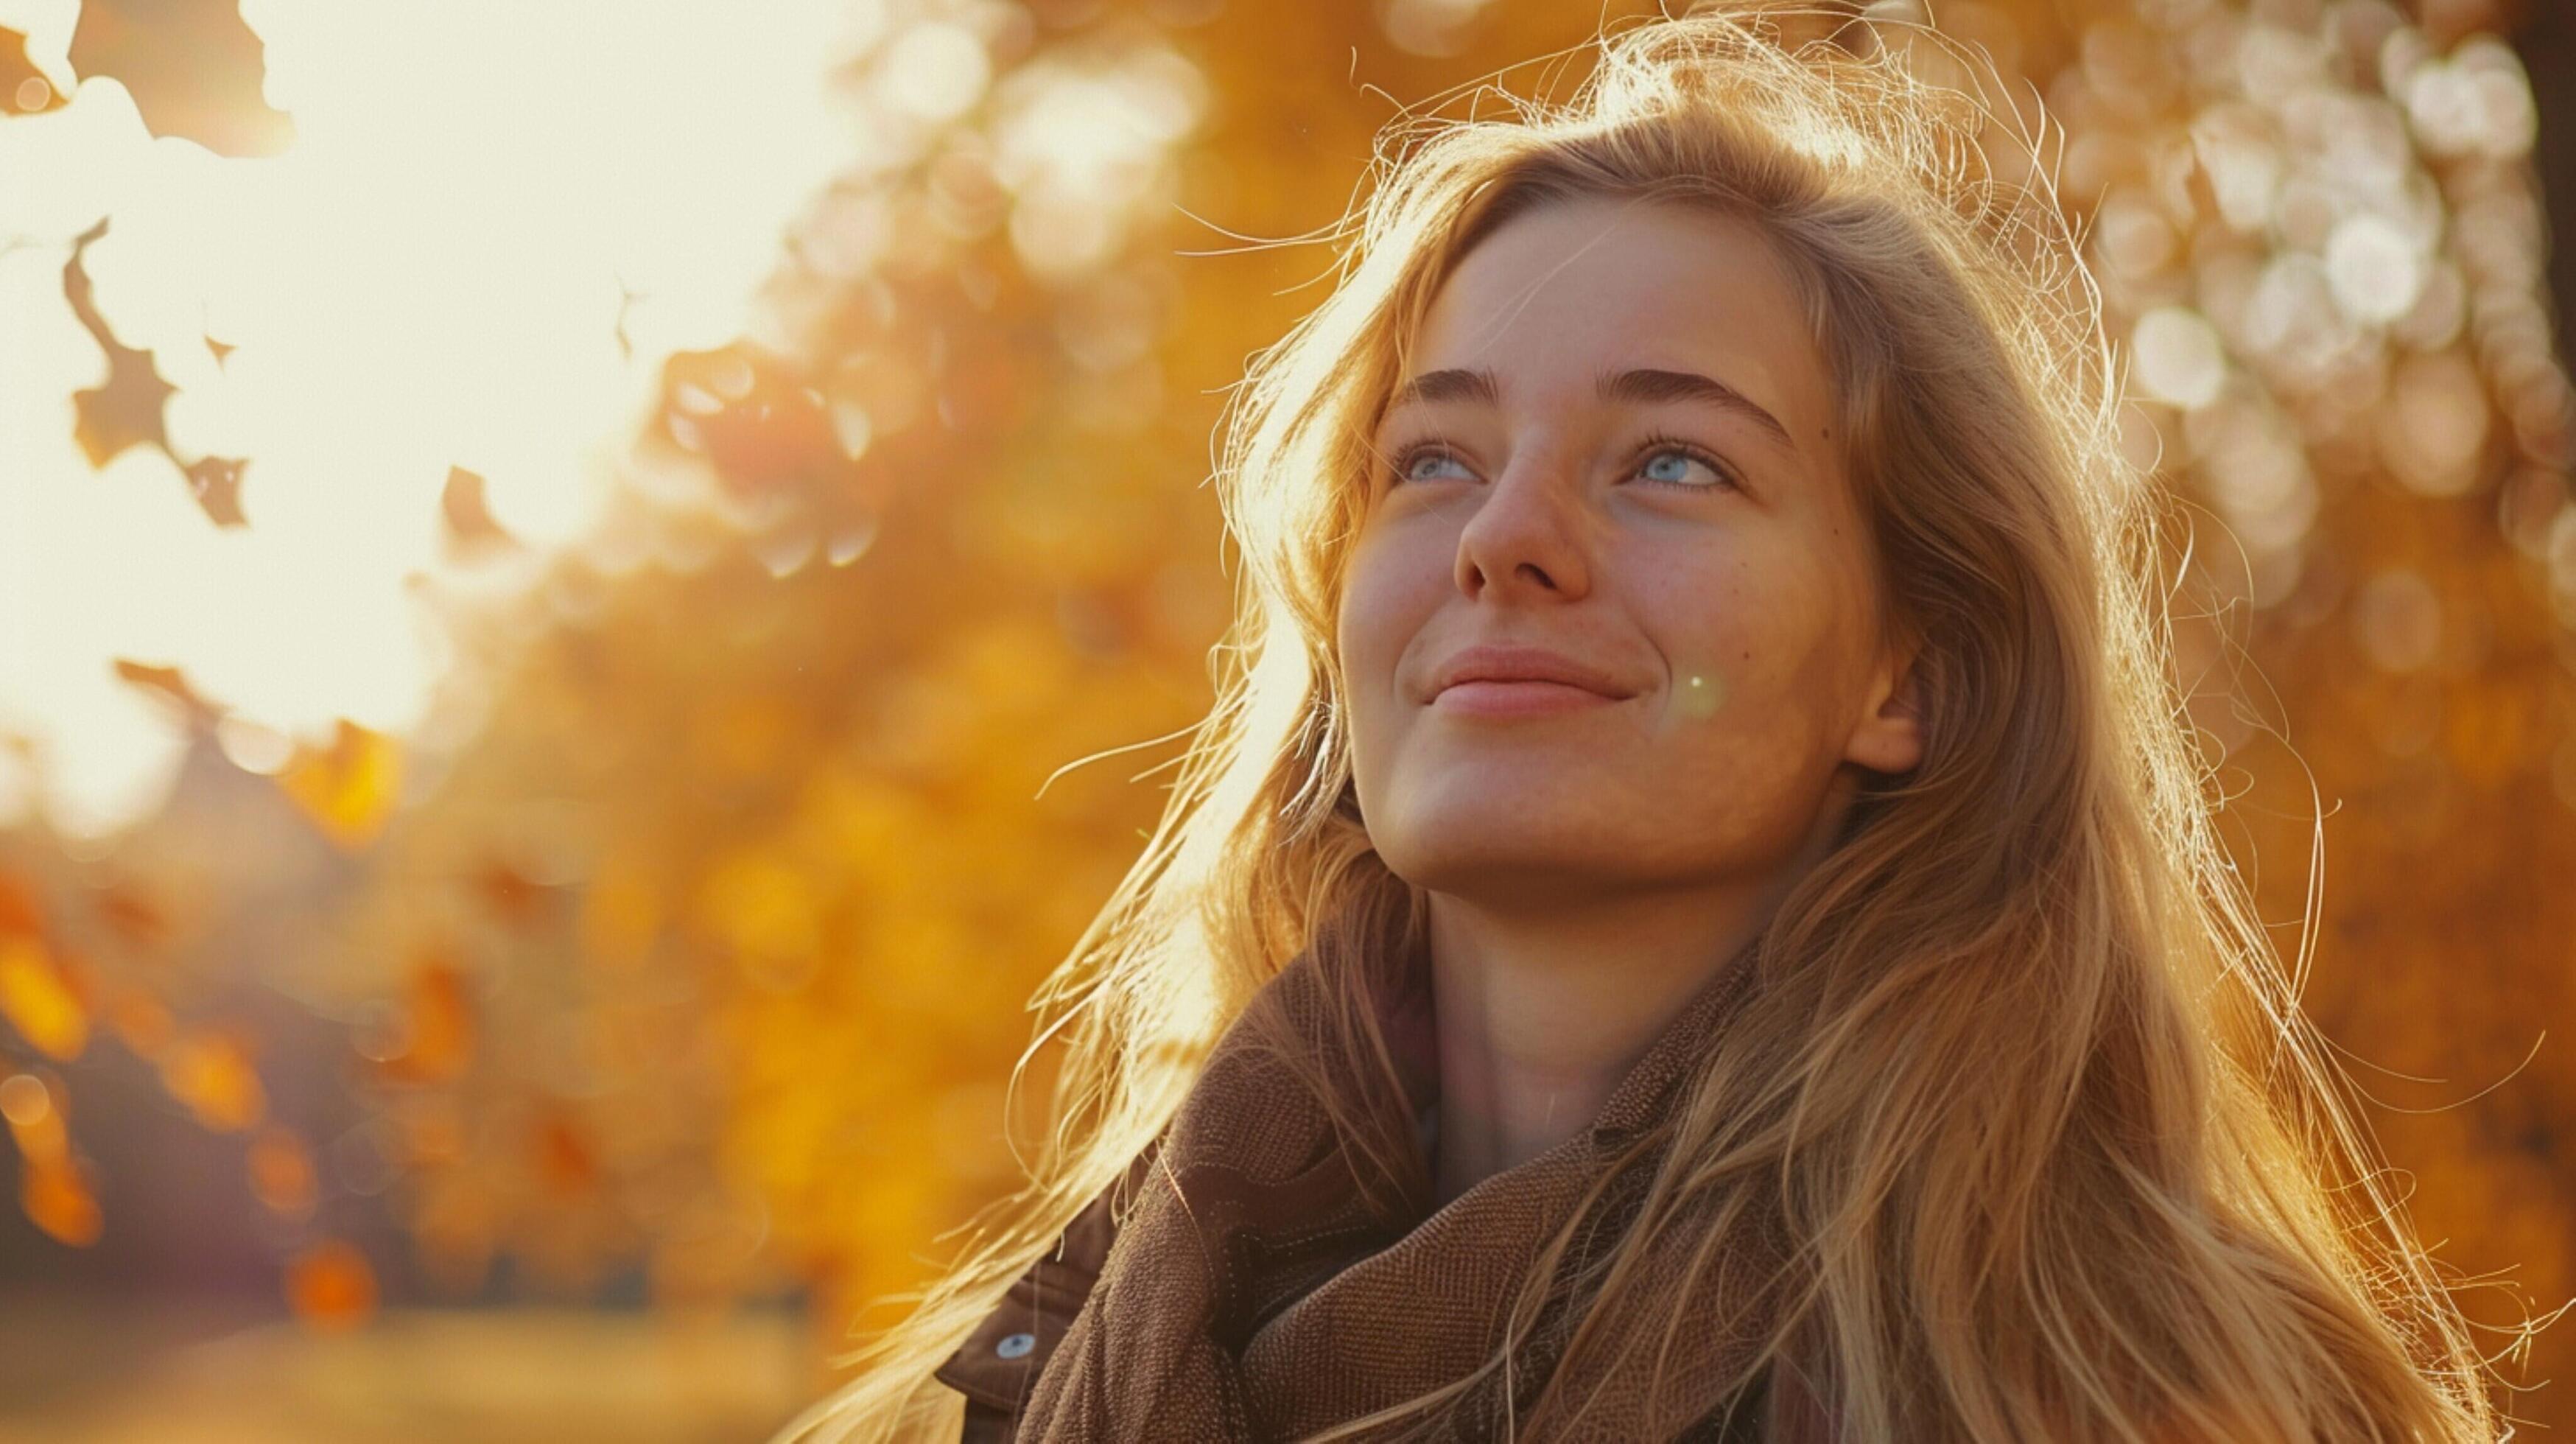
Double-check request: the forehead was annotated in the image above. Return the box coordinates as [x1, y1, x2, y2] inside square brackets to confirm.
[1405, 195, 1832, 441]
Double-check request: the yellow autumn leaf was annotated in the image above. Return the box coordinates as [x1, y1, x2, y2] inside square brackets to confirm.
[21, 1156, 101, 1247]
[157, 1029, 267, 1132]
[0, 937, 87, 1062]
[276, 718, 403, 849]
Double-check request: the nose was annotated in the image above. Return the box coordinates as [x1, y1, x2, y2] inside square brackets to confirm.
[1454, 446, 1593, 603]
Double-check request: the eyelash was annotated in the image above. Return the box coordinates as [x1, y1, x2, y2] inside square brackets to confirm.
[1388, 433, 1741, 493]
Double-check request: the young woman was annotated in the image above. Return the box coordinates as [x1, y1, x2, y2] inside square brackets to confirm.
[779, 7, 2507, 1440]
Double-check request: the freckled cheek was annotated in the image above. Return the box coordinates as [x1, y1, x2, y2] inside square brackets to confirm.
[1649, 582, 1843, 761]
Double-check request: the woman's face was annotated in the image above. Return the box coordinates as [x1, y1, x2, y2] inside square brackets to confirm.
[1337, 194, 1921, 908]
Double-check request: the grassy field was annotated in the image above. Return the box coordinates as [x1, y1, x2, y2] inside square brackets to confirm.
[0, 1294, 815, 1443]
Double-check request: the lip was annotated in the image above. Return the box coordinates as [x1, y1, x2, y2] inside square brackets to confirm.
[1433, 679, 1625, 717]
[1426, 645, 1636, 707]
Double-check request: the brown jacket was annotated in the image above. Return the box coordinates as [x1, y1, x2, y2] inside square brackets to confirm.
[933, 942, 1831, 1441]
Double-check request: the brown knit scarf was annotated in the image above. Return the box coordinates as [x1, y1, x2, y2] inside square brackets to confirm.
[1011, 936, 1800, 1442]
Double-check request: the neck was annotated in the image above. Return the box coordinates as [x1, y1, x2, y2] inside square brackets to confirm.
[1422, 883, 1758, 1207]
[1419, 782, 1858, 1208]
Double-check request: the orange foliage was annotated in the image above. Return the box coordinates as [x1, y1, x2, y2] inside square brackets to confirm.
[276, 718, 403, 849]
[0, 936, 88, 1062]
[285, 1238, 379, 1331]
[246, 1125, 318, 1218]
[533, 1113, 600, 1197]
[21, 1156, 102, 1247]
[0, 871, 45, 937]
[371, 952, 476, 1086]
[157, 1028, 267, 1132]
[0, 1, 2566, 1431]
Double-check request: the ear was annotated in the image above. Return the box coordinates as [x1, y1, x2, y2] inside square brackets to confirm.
[1842, 631, 1924, 776]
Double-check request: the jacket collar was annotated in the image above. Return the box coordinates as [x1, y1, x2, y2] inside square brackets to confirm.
[938, 933, 1780, 1437]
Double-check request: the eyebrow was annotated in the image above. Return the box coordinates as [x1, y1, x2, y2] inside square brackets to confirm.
[1383, 365, 1796, 450]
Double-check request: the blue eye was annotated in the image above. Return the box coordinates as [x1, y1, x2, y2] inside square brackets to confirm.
[1387, 438, 1738, 491]
[1633, 438, 1737, 491]
[1396, 445, 1475, 483]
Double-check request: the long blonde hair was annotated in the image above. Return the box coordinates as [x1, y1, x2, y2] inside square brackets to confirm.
[778, 6, 2513, 1440]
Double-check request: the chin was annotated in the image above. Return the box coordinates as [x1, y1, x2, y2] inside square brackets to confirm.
[1369, 817, 1621, 897]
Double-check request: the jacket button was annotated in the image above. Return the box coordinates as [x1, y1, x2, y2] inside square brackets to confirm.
[996, 1332, 1036, 1359]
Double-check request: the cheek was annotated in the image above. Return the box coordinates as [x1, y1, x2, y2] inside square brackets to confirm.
[1643, 555, 1853, 761]
[1335, 550, 1391, 695]
[1335, 550, 1409, 788]
[1337, 528, 1439, 693]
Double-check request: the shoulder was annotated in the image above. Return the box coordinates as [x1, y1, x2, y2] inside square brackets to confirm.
[930, 1138, 1165, 1434]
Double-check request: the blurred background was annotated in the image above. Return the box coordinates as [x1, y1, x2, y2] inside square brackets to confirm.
[0, 0, 2570, 1437]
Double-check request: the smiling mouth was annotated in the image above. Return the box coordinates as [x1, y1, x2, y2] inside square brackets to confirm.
[1431, 679, 1626, 717]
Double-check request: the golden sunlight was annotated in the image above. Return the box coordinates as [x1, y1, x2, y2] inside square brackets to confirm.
[0, 0, 878, 838]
